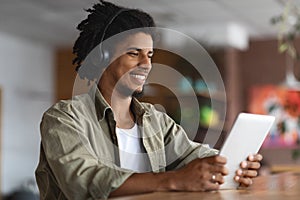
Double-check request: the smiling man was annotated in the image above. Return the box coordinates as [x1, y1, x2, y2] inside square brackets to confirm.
[35, 1, 262, 200]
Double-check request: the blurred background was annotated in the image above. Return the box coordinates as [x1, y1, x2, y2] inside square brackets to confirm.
[0, 0, 300, 198]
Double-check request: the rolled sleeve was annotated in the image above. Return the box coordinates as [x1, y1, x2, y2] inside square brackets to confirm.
[88, 168, 133, 199]
[159, 111, 218, 170]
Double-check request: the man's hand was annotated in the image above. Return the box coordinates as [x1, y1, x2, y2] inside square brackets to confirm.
[234, 154, 263, 187]
[171, 155, 229, 191]
[110, 155, 229, 197]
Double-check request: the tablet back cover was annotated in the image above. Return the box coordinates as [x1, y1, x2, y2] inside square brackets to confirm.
[219, 113, 275, 189]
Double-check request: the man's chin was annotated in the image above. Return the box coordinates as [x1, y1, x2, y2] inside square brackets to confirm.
[132, 88, 144, 98]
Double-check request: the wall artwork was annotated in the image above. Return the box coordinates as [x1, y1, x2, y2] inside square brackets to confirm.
[248, 85, 300, 148]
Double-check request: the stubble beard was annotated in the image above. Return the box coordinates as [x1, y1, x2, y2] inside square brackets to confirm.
[115, 82, 144, 98]
[132, 87, 144, 98]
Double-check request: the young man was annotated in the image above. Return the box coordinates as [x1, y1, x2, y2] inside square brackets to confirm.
[35, 1, 262, 199]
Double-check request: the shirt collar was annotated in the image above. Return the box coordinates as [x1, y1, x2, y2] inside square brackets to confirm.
[131, 97, 146, 118]
[88, 84, 111, 121]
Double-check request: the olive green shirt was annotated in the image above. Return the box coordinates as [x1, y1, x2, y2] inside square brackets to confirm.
[35, 86, 218, 200]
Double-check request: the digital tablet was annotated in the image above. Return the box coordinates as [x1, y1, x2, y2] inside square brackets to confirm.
[219, 113, 275, 189]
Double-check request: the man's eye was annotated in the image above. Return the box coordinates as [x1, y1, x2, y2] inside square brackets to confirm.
[148, 53, 153, 58]
[127, 52, 139, 56]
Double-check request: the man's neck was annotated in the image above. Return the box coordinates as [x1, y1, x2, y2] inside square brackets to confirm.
[99, 85, 135, 129]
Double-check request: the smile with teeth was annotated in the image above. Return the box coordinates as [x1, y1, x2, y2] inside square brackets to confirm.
[130, 74, 146, 80]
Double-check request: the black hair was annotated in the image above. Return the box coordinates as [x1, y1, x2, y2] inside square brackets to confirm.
[72, 0, 156, 81]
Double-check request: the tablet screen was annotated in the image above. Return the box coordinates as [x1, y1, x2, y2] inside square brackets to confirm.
[219, 113, 275, 189]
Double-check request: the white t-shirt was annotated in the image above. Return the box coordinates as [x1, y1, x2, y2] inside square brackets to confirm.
[116, 123, 151, 172]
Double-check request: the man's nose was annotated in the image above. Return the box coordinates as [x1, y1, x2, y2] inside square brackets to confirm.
[139, 54, 152, 69]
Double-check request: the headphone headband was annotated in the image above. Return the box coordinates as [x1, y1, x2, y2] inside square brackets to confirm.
[99, 8, 129, 46]
[96, 8, 129, 68]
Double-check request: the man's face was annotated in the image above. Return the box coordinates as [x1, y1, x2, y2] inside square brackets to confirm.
[104, 32, 153, 96]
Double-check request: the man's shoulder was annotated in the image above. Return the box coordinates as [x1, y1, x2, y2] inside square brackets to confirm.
[136, 101, 158, 113]
[138, 101, 154, 110]
[45, 93, 93, 116]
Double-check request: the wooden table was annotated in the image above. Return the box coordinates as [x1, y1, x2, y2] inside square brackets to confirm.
[110, 172, 300, 200]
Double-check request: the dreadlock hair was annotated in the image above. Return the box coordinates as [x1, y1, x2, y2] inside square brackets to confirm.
[72, 0, 156, 81]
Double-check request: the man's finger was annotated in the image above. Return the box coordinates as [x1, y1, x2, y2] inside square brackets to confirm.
[206, 155, 227, 164]
[248, 154, 263, 162]
[240, 161, 261, 169]
[236, 169, 258, 178]
[235, 176, 253, 187]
